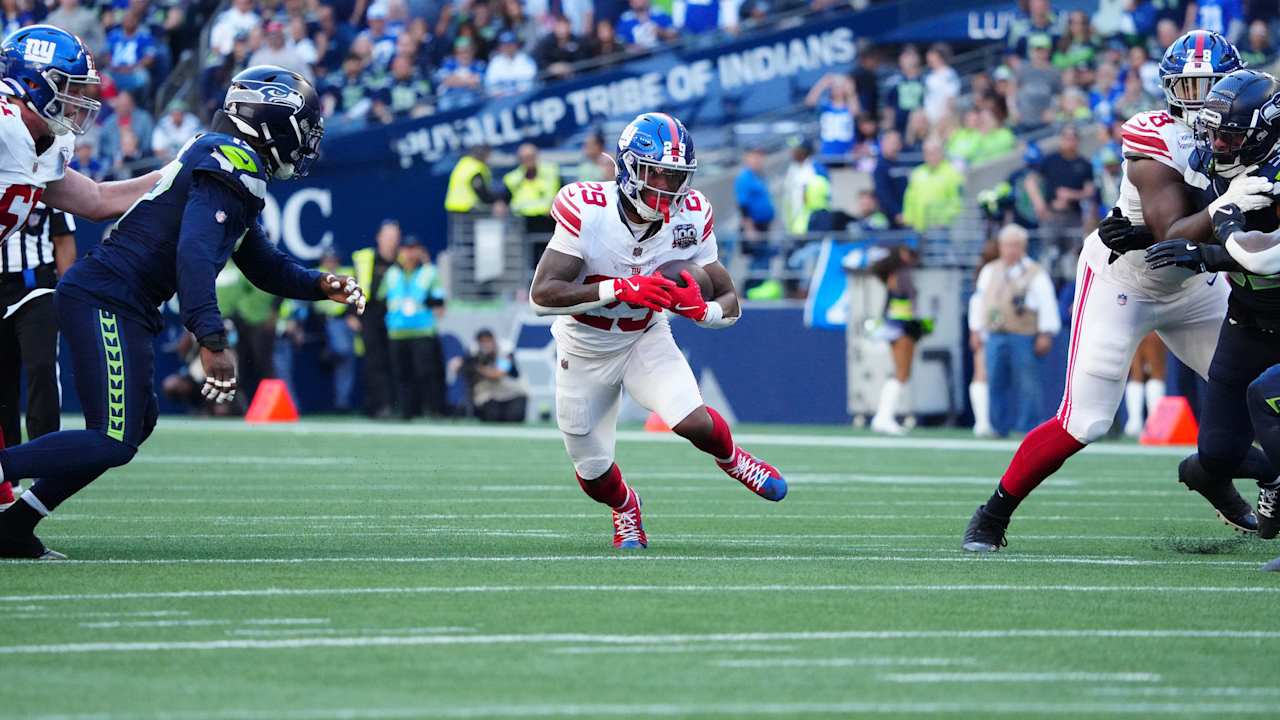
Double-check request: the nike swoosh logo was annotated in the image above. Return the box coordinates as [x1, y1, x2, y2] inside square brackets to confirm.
[625, 280, 640, 291]
[674, 305, 700, 312]
[1186, 243, 1197, 251]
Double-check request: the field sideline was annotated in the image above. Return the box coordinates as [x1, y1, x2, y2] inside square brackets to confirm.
[3, 418, 1278, 719]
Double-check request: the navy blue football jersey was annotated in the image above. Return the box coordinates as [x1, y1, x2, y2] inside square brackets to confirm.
[60, 132, 322, 338]
[1187, 146, 1280, 330]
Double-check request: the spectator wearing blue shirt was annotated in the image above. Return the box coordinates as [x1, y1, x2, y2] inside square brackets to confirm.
[882, 45, 925, 134]
[616, 0, 676, 50]
[70, 140, 108, 182]
[1186, 0, 1244, 42]
[672, 0, 738, 35]
[735, 147, 775, 271]
[805, 73, 858, 161]
[0, 5, 32, 38]
[359, 3, 401, 68]
[105, 10, 157, 99]
[435, 37, 486, 111]
[381, 237, 448, 419]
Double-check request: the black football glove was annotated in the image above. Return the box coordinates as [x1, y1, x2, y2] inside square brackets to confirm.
[1211, 203, 1247, 244]
[1145, 239, 1235, 274]
[1099, 207, 1155, 263]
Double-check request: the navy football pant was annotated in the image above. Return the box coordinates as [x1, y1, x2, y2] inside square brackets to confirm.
[0, 292, 158, 512]
[1198, 319, 1280, 480]
[1247, 364, 1280, 485]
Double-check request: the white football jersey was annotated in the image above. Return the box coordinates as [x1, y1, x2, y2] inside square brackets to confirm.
[1083, 109, 1201, 296]
[545, 180, 718, 356]
[0, 97, 72, 252]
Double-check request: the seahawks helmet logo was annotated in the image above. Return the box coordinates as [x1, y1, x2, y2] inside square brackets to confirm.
[225, 80, 303, 110]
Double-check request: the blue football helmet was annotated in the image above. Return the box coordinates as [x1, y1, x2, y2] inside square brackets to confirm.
[221, 65, 324, 180]
[1196, 69, 1280, 177]
[1159, 30, 1243, 121]
[0, 24, 100, 136]
[615, 112, 697, 222]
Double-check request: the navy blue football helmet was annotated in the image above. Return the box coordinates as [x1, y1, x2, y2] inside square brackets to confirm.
[1160, 30, 1244, 122]
[222, 65, 324, 180]
[0, 24, 100, 136]
[1196, 69, 1280, 176]
[615, 112, 697, 222]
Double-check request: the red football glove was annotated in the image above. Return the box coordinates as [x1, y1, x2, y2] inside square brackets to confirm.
[667, 271, 709, 321]
[613, 274, 675, 312]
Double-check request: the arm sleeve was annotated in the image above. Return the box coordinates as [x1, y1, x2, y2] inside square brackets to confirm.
[1031, 271, 1061, 335]
[1224, 229, 1280, 276]
[176, 175, 250, 340]
[232, 223, 327, 301]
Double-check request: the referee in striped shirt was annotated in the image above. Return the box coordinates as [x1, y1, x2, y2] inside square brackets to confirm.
[0, 202, 76, 450]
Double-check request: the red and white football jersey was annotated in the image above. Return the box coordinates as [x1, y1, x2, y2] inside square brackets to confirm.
[0, 96, 72, 268]
[545, 180, 718, 355]
[1084, 109, 1200, 295]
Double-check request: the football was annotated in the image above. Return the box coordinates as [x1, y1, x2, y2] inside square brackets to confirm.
[656, 259, 714, 299]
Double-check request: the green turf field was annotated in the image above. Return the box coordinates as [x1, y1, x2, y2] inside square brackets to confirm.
[4, 418, 1279, 718]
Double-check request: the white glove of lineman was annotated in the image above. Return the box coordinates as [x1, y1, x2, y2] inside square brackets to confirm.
[1209, 171, 1274, 215]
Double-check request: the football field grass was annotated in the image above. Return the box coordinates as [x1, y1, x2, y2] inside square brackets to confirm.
[4, 418, 1280, 718]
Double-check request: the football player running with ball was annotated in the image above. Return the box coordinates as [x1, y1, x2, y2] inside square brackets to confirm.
[530, 113, 787, 549]
[0, 66, 366, 559]
[964, 31, 1276, 552]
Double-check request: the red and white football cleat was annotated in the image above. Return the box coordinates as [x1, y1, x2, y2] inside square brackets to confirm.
[0, 481, 15, 511]
[611, 489, 647, 549]
[718, 447, 788, 501]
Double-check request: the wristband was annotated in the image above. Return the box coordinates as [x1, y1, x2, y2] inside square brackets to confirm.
[696, 301, 738, 329]
[599, 280, 617, 303]
[198, 332, 230, 352]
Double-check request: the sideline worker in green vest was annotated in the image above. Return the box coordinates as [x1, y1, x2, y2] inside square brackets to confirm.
[351, 220, 401, 418]
[444, 145, 497, 214]
[318, 248, 360, 413]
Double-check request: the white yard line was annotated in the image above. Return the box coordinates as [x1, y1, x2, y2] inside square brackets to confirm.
[2, 629, 1279, 655]
[149, 417, 1191, 457]
[0, 554, 1264, 567]
[716, 657, 978, 668]
[8, 583, 1278, 605]
[881, 671, 1161, 684]
[25, 700, 1280, 720]
[79, 618, 328, 629]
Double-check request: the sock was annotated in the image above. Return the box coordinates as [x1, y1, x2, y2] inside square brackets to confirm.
[984, 483, 1022, 518]
[693, 406, 735, 462]
[26, 471, 107, 514]
[1124, 381, 1145, 431]
[969, 381, 990, 431]
[0, 495, 44, 537]
[1144, 379, 1166, 417]
[988, 418, 1086, 515]
[875, 379, 902, 421]
[577, 464, 631, 510]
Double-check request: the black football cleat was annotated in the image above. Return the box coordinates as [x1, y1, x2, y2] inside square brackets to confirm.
[0, 532, 65, 560]
[962, 505, 1009, 553]
[1178, 457, 1258, 534]
[1258, 484, 1280, 540]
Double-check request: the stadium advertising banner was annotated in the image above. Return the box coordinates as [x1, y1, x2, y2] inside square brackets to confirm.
[380, 20, 858, 167]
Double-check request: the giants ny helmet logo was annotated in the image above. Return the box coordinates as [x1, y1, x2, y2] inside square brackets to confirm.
[22, 38, 55, 65]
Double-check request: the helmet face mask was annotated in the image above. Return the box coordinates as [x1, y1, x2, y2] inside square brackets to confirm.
[41, 66, 99, 136]
[629, 158, 692, 221]
[1162, 73, 1219, 119]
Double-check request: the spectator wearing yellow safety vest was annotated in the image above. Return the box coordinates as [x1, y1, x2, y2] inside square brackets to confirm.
[443, 145, 498, 215]
[350, 220, 401, 418]
[499, 143, 561, 265]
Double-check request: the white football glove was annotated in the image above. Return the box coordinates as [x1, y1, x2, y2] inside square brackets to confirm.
[1209, 171, 1275, 215]
[200, 376, 237, 405]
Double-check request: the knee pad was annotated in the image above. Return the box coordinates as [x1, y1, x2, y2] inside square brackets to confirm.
[1247, 366, 1280, 420]
[574, 456, 614, 481]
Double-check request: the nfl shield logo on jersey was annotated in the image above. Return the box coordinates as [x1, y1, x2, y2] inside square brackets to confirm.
[672, 224, 697, 249]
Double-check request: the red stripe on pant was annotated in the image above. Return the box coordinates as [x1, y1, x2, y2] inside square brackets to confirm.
[1057, 264, 1095, 427]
